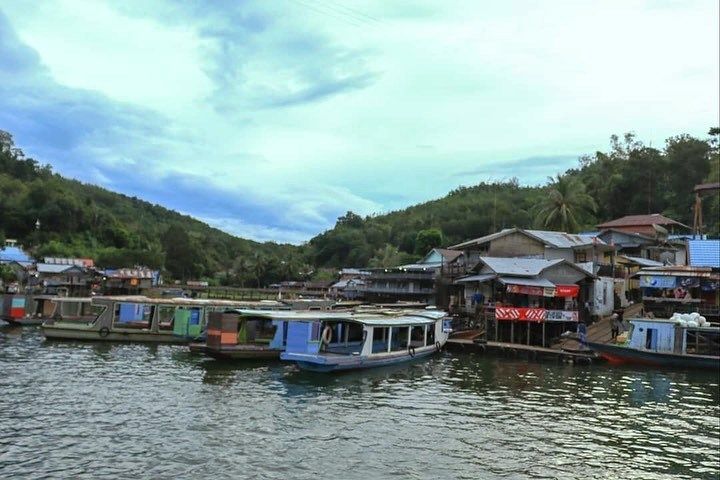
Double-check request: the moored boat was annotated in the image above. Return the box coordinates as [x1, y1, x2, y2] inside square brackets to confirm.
[586, 318, 719, 370]
[188, 310, 288, 359]
[1, 295, 94, 326]
[41, 296, 288, 343]
[277, 308, 452, 372]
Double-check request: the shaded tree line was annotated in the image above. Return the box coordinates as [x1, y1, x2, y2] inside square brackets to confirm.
[305, 129, 719, 268]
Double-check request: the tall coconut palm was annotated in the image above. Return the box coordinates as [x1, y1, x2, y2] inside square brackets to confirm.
[534, 175, 597, 232]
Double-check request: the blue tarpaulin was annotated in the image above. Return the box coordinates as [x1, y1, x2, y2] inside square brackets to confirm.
[119, 303, 144, 322]
[639, 275, 676, 289]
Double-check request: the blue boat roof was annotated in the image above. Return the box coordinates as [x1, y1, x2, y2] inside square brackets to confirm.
[687, 240, 720, 268]
[0, 246, 32, 263]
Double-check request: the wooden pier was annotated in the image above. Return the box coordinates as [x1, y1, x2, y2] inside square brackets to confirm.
[445, 338, 597, 364]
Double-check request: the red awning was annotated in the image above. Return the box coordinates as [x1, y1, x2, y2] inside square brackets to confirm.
[555, 285, 579, 297]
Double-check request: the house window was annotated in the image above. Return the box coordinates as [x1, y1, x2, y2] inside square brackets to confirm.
[575, 251, 588, 263]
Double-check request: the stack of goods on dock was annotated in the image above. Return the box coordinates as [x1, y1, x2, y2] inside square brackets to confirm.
[670, 312, 708, 328]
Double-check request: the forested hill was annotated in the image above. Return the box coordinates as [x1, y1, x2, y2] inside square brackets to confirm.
[306, 129, 720, 269]
[2, 128, 718, 285]
[0, 130, 300, 284]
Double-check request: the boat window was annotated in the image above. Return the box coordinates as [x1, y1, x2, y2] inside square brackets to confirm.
[346, 322, 364, 343]
[426, 324, 435, 346]
[158, 306, 175, 330]
[372, 327, 389, 353]
[114, 303, 154, 329]
[239, 318, 276, 343]
[310, 322, 322, 342]
[410, 325, 425, 347]
[685, 329, 720, 356]
[390, 326, 409, 352]
[256, 319, 277, 343]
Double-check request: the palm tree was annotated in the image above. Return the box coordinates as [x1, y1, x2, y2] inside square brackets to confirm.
[534, 175, 597, 232]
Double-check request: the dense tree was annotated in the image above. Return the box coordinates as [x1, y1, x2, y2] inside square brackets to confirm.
[415, 229, 443, 255]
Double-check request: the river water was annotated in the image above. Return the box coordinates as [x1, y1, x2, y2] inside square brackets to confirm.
[1, 326, 718, 479]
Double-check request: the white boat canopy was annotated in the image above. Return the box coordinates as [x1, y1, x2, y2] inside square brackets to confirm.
[228, 309, 447, 326]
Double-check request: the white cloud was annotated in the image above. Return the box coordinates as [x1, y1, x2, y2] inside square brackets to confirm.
[1, 0, 717, 243]
[6, 0, 213, 111]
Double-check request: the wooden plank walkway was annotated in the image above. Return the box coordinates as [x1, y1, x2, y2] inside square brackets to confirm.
[445, 338, 596, 364]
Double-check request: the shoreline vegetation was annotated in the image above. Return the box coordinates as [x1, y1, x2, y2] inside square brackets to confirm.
[1, 128, 718, 287]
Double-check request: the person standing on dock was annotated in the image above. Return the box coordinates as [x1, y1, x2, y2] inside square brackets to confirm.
[611, 313, 620, 341]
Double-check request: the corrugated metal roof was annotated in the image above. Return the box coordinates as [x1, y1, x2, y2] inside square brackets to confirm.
[634, 266, 719, 279]
[448, 228, 520, 250]
[479, 257, 564, 276]
[397, 263, 440, 271]
[687, 240, 720, 268]
[454, 274, 496, 284]
[620, 256, 665, 267]
[104, 268, 156, 279]
[449, 228, 605, 250]
[36, 263, 83, 274]
[597, 214, 686, 228]
[498, 277, 555, 288]
[0, 246, 32, 263]
[524, 230, 602, 248]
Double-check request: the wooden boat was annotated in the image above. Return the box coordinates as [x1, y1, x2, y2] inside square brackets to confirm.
[41, 296, 288, 343]
[586, 318, 719, 370]
[188, 310, 287, 359]
[1, 295, 94, 326]
[276, 308, 452, 372]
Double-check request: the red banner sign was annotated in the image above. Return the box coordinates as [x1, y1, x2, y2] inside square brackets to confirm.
[506, 284, 558, 297]
[554, 285, 579, 297]
[496, 307, 579, 323]
[495, 307, 547, 322]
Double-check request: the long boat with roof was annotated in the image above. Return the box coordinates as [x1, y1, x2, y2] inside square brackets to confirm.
[41, 295, 288, 343]
[1, 295, 94, 326]
[259, 308, 452, 372]
[188, 310, 289, 359]
[586, 315, 719, 370]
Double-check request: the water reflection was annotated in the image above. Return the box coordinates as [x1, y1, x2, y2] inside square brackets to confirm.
[0, 330, 718, 479]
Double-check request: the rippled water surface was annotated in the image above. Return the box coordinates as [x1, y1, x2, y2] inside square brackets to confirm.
[1, 326, 718, 479]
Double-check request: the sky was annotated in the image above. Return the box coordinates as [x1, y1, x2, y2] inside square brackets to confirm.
[0, 0, 718, 244]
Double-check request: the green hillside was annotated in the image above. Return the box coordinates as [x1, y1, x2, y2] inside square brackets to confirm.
[0, 130, 302, 286]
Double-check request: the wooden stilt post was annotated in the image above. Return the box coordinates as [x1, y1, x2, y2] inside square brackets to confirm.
[484, 313, 489, 341]
[511, 321, 514, 344]
[527, 322, 530, 345]
[542, 322, 546, 348]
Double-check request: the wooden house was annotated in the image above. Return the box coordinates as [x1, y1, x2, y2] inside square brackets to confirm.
[596, 213, 690, 237]
[360, 248, 464, 305]
[454, 256, 596, 347]
[449, 228, 612, 266]
[102, 268, 160, 295]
